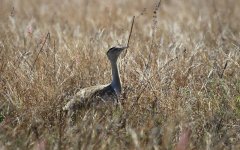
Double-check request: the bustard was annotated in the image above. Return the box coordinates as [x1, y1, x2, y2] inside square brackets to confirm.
[63, 46, 128, 113]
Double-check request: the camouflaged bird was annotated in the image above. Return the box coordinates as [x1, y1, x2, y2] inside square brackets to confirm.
[63, 46, 127, 114]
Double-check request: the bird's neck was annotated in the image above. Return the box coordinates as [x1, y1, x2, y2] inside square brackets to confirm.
[110, 60, 121, 96]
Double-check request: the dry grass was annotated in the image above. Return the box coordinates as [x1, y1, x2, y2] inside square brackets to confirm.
[0, 0, 240, 149]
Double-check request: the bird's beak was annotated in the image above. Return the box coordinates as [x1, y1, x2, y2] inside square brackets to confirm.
[120, 46, 128, 51]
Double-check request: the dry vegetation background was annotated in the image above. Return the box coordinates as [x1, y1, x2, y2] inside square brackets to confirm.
[0, 0, 240, 149]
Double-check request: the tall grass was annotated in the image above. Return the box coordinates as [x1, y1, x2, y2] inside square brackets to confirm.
[0, 0, 240, 149]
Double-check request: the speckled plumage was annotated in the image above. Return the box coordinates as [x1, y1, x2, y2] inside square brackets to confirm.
[63, 84, 118, 112]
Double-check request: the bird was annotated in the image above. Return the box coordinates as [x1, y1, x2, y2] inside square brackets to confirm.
[63, 46, 128, 114]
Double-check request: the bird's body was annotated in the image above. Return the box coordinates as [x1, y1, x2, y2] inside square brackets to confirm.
[63, 46, 127, 113]
[63, 84, 117, 111]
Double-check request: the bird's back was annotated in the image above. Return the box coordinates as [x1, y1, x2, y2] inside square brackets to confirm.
[63, 84, 117, 112]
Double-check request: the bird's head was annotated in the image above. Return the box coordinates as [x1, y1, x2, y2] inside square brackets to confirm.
[107, 46, 128, 62]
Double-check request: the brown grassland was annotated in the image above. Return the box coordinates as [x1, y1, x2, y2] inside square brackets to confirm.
[0, 0, 240, 149]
